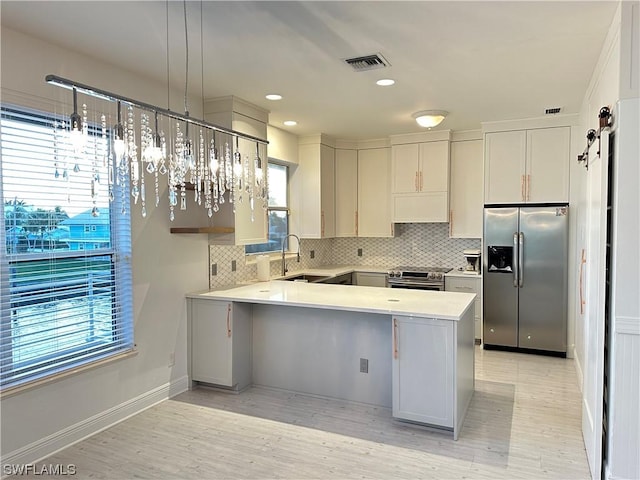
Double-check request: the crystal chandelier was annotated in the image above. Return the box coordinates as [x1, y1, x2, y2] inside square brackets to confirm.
[45, 74, 268, 222]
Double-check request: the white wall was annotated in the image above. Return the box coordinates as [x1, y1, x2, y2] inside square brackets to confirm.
[607, 3, 639, 478]
[1, 28, 209, 463]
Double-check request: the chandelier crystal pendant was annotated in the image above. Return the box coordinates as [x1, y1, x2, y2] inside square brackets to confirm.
[46, 74, 268, 223]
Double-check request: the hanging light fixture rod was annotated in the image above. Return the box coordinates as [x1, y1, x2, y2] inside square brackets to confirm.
[45, 74, 269, 145]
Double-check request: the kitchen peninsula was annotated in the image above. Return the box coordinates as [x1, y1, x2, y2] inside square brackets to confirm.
[187, 281, 475, 439]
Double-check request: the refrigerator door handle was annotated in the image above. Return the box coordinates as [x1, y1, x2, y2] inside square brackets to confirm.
[513, 232, 519, 287]
[519, 232, 525, 287]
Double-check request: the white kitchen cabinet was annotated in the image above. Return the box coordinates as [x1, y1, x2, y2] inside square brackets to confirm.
[354, 271, 387, 287]
[358, 147, 395, 237]
[202, 99, 269, 245]
[526, 127, 570, 202]
[233, 138, 270, 244]
[297, 141, 335, 238]
[335, 148, 358, 237]
[449, 140, 483, 238]
[391, 140, 449, 222]
[188, 298, 252, 390]
[445, 274, 482, 341]
[484, 127, 570, 204]
[392, 316, 454, 429]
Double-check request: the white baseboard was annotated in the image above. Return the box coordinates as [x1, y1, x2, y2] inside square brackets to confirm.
[1, 375, 189, 470]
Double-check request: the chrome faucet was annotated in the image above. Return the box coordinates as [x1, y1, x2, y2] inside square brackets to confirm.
[281, 234, 301, 276]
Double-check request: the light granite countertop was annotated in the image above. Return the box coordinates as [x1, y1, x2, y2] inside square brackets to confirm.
[188, 280, 475, 321]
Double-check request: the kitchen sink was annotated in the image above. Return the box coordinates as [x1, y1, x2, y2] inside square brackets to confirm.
[281, 274, 330, 283]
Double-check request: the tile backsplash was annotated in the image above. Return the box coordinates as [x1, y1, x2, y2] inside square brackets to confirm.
[209, 223, 480, 288]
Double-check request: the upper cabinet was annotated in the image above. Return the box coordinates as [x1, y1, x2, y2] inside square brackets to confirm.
[295, 136, 335, 239]
[172, 96, 268, 245]
[358, 146, 394, 237]
[390, 132, 451, 223]
[449, 136, 483, 238]
[484, 126, 570, 204]
[267, 124, 299, 164]
[526, 127, 571, 203]
[335, 148, 358, 237]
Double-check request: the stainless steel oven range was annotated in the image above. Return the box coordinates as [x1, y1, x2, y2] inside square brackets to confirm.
[386, 266, 452, 291]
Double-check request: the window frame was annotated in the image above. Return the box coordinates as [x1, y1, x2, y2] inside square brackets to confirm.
[0, 102, 134, 393]
[245, 161, 290, 256]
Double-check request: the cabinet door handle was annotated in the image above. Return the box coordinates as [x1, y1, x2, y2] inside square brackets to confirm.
[419, 171, 423, 191]
[226, 303, 232, 338]
[527, 174, 531, 201]
[449, 210, 453, 236]
[355, 211, 358, 236]
[393, 318, 399, 359]
[414, 172, 419, 191]
[321, 211, 325, 237]
[579, 248, 586, 315]
[521, 175, 526, 201]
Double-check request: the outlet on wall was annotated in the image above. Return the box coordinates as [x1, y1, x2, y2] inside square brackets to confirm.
[359, 358, 368, 373]
[231, 260, 237, 272]
[357, 248, 363, 257]
[211, 263, 217, 276]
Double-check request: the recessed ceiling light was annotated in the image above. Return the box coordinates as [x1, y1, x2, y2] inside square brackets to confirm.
[266, 94, 282, 101]
[283, 120, 297, 126]
[376, 79, 395, 86]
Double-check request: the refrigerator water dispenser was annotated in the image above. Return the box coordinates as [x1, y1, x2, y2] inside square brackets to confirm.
[487, 246, 513, 273]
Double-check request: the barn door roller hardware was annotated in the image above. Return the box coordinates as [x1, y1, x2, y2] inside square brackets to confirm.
[577, 106, 612, 170]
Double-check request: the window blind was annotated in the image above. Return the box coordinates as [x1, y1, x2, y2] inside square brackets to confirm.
[0, 104, 133, 390]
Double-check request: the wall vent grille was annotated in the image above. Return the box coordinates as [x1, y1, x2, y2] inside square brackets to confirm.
[344, 54, 390, 72]
[545, 107, 562, 115]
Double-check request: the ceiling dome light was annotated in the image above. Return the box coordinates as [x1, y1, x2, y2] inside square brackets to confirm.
[283, 120, 297, 126]
[412, 110, 448, 128]
[266, 94, 282, 101]
[376, 79, 395, 86]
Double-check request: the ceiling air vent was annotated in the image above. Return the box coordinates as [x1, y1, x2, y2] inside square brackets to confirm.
[544, 107, 562, 115]
[344, 53, 390, 72]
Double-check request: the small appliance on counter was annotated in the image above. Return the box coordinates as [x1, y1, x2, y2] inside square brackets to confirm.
[463, 249, 481, 275]
[256, 255, 270, 281]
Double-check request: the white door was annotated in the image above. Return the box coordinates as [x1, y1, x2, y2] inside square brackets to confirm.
[526, 127, 570, 203]
[483, 130, 526, 204]
[320, 144, 335, 238]
[391, 143, 419, 193]
[191, 300, 233, 386]
[419, 141, 449, 192]
[334, 148, 358, 237]
[581, 130, 609, 480]
[449, 139, 483, 238]
[358, 148, 393, 237]
[392, 316, 454, 428]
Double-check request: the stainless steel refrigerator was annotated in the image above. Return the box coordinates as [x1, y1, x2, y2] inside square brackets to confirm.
[483, 204, 568, 354]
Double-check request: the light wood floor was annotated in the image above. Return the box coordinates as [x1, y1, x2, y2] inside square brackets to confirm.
[20, 347, 590, 479]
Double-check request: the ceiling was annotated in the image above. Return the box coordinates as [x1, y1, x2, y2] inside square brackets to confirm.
[0, 1, 617, 140]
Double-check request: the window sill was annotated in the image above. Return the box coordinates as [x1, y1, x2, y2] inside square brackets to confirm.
[0, 349, 138, 399]
[245, 252, 296, 264]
